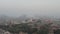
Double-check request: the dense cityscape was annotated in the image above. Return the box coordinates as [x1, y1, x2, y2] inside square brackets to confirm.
[0, 0, 60, 34]
[0, 15, 60, 34]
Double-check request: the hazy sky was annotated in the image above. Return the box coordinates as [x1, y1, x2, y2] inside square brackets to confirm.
[0, 0, 60, 17]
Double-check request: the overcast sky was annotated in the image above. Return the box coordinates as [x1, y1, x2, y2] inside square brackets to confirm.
[0, 0, 60, 17]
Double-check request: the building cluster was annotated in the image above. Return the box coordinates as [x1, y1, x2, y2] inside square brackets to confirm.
[0, 18, 60, 34]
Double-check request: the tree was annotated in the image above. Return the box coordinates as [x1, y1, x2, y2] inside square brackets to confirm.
[54, 29, 60, 34]
[37, 23, 53, 34]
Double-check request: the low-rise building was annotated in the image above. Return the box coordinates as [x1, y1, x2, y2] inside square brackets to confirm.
[4, 31, 11, 34]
